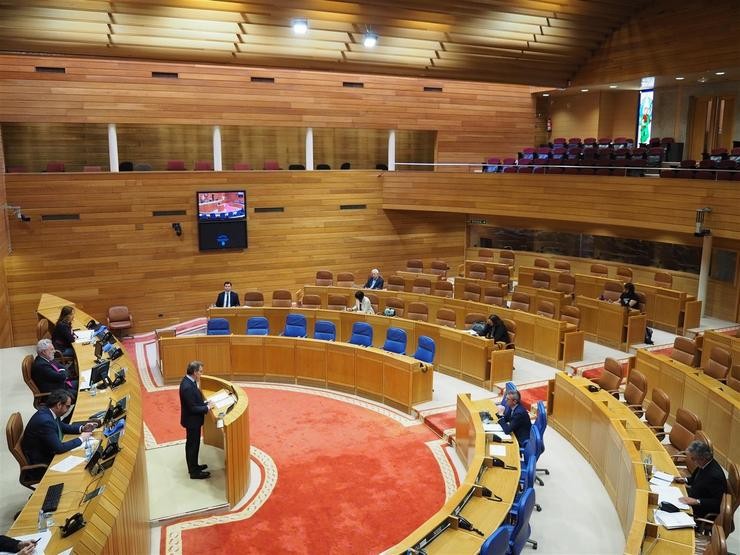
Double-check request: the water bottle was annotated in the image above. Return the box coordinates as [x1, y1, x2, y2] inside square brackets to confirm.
[90, 381, 97, 397]
[38, 508, 47, 531]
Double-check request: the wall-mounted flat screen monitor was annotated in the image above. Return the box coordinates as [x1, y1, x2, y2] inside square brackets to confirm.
[198, 220, 248, 251]
[197, 191, 246, 221]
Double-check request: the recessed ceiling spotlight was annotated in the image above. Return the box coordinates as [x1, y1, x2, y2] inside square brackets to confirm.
[363, 32, 378, 48]
[675, 76, 685, 80]
[542, 93, 550, 97]
[580, 89, 589, 92]
[715, 71, 725, 76]
[292, 19, 308, 35]
[697, 76, 707, 83]
[609, 85, 618, 88]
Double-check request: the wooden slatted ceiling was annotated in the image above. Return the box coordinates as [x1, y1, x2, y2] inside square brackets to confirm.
[0, 0, 645, 86]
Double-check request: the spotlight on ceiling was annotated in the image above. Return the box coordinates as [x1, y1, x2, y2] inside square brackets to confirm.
[363, 32, 378, 48]
[715, 71, 725, 76]
[580, 89, 589, 92]
[542, 93, 550, 97]
[675, 76, 685, 80]
[609, 85, 618, 88]
[292, 19, 308, 35]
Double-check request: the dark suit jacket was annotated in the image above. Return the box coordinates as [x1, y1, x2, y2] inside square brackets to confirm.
[179, 376, 209, 429]
[215, 290, 240, 307]
[363, 276, 384, 289]
[51, 320, 75, 351]
[21, 408, 82, 466]
[31, 355, 72, 393]
[687, 458, 728, 518]
[498, 403, 532, 446]
[0, 535, 22, 553]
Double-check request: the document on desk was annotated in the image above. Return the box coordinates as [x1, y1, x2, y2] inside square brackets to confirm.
[0, 530, 52, 554]
[649, 471, 675, 487]
[482, 422, 503, 433]
[50, 455, 87, 473]
[74, 329, 95, 343]
[78, 369, 92, 390]
[649, 485, 690, 509]
[206, 389, 231, 404]
[72, 439, 99, 453]
[489, 445, 507, 457]
[653, 509, 695, 529]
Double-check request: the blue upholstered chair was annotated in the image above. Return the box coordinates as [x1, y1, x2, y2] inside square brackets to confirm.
[534, 400, 550, 484]
[246, 317, 269, 336]
[383, 327, 407, 354]
[348, 322, 373, 347]
[206, 318, 230, 335]
[282, 313, 307, 337]
[413, 336, 435, 363]
[480, 525, 514, 555]
[508, 487, 537, 554]
[313, 320, 336, 341]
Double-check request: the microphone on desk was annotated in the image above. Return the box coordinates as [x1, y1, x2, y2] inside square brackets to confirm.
[480, 485, 503, 502]
[491, 456, 516, 471]
[457, 516, 484, 536]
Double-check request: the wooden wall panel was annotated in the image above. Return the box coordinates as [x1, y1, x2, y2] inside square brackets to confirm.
[550, 93, 600, 139]
[598, 91, 639, 140]
[0, 54, 537, 165]
[0, 126, 13, 346]
[4, 171, 465, 345]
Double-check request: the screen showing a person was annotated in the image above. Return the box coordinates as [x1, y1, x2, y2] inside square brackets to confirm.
[197, 191, 246, 221]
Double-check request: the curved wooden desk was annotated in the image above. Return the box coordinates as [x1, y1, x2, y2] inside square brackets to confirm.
[550, 372, 694, 555]
[160, 335, 433, 414]
[200, 375, 250, 507]
[384, 394, 520, 554]
[8, 294, 149, 555]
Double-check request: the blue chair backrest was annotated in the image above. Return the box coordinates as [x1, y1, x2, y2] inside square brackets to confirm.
[206, 318, 230, 335]
[509, 488, 536, 555]
[520, 448, 536, 491]
[313, 320, 336, 341]
[499, 381, 518, 409]
[383, 327, 407, 354]
[283, 313, 307, 337]
[413, 335, 435, 363]
[533, 419, 545, 458]
[246, 317, 269, 336]
[535, 401, 547, 434]
[480, 525, 514, 555]
[349, 322, 373, 347]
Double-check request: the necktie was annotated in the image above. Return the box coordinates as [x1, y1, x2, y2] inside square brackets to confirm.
[56, 418, 63, 441]
[225, 292, 230, 307]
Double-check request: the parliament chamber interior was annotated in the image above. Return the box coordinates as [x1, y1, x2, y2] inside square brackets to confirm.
[0, 1, 739, 554]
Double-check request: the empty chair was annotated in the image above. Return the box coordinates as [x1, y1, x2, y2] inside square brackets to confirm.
[340, 162, 351, 170]
[433, 280, 453, 298]
[335, 272, 355, 287]
[553, 259, 571, 271]
[366, 293, 379, 313]
[429, 260, 448, 277]
[46, 161, 65, 172]
[478, 249, 494, 260]
[233, 162, 252, 170]
[601, 281, 623, 302]
[670, 336, 700, 367]
[412, 277, 432, 295]
[107, 305, 133, 335]
[385, 297, 405, 317]
[386, 275, 405, 291]
[595, 357, 624, 398]
[463, 282, 482, 302]
[717, 159, 738, 180]
[375, 163, 388, 170]
[406, 302, 428, 322]
[508, 487, 538, 553]
[591, 263, 609, 277]
[348, 322, 373, 347]
[263, 160, 281, 170]
[272, 289, 292, 307]
[242, 291, 265, 307]
[283, 314, 307, 337]
[480, 525, 514, 555]
[560, 305, 580, 328]
[327, 294, 349, 311]
[383, 327, 407, 355]
[316, 163, 331, 170]
[465, 312, 487, 330]
[704, 524, 726, 555]
[554, 272, 575, 295]
[532, 271, 550, 289]
[166, 160, 186, 171]
[663, 408, 701, 460]
[483, 286, 505, 306]
[313, 320, 336, 341]
[729, 364, 740, 393]
[406, 259, 424, 273]
[7, 166, 27, 173]
[491, 264, 511, 290]
[206, 318, 230, 335]
[413, 336, 435, 364]
[7, 412, 47, 490]
[119, 161, 134, 171]
[536, 300, 555, 319]
[499, 250, 515, 267]
[133, 162, 152, 171]
[194, 160, 213, 171]
[467, 262, 487, 280]
[616, 266, 633, 281]
[246, 317, 269, 336]
[694, 159, 717, 180]
[623, 369, 647, 417]
[703, 346, 731, 382]
[436, 308, 457, 328]
[301, 294, 321, 309]
[644, 388, 670, 440]
[533, 258, 549, 269]
[315, 270, 333, 286]
[500, 319, 516, 349]
[83, 165, 102, 172]
[654, 272, 673, 288]
[288, 163, 305, 170]
[509, 291, 530, 312]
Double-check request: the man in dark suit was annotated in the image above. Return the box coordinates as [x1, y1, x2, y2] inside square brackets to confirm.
[496, 390, 532, 446]
[21, 390, 95, 475]
[676, 440, 728, 519]
[363, 268, 384, 290]
[0, 535, 36, 554]
[214, 281, 240, 307]
[31, 338, 77, 397]
[179, 360, 213, 479]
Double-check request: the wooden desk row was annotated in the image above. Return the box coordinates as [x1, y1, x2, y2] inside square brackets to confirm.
[207, 305, 513, 390]
[160, 334, 433, 414]
[462, 260, 511, 290]
[302, 286, 584, 369]
[575, 296, 646, 350]
[700, 329, 740, 370]
[9, 294, 150, 555]
[634, 348, 740, 468]
[518, 265, 701, 334]
[384, 394, 521, 554]
[549, 372, 694, 555]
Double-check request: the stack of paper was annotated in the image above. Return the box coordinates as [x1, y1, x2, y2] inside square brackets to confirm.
[654, 510, 695, 529]
[74, 329, 95, 343]
[483, 422, 503, 433]
[489, 445, 507, 457]
[649, 471, 675, 487]
[79, 369, 92, 390]
[50, 455, 87, 473]
[649, 485, 690, 509]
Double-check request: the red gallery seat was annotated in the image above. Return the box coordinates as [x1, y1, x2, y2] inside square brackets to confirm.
[46, 162, 65, 172]
[194, 160, 214, 171]
[166, 160, 186, 171]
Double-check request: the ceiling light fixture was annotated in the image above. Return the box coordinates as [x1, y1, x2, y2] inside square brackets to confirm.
[542, 93, 550, 97]
[609, 85, 618, 88]
[715, 71, 725, 76]
[580, 89, 589, 92]
[675, 76, 685, 80]
[292, 19, 308, 35]
[363, 32, 378, 48]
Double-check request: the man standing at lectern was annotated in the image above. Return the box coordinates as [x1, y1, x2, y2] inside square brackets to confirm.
[215, 281, 240, 307]
[180, 361, 213, 479]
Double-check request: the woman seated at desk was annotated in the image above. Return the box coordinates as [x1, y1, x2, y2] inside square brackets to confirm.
[478, 314, 510, 344]
[347, 291, 375, 315]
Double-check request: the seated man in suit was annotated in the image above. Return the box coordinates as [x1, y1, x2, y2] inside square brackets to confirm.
[0, 535, 36, 554]
[496, 390, 531, 446]
[21, 390, 95, 478]
[675, 440, 728, 519]
[31, 338, 77, 397]
[214, 280, 240, 308]
[363, 268, 384, 290]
